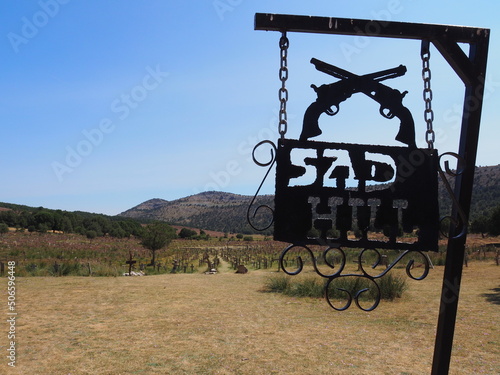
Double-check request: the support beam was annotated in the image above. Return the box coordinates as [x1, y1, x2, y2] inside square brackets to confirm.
[433, 37, 478, 86]
[431, 33, 489, 375]
[255, 13, 489, 44]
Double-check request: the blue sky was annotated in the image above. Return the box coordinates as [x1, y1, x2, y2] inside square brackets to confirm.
[1, 0, 499, 215]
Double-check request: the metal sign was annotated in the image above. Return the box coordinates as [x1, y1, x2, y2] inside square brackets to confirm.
[274, 138, 439, 250]
[250, 13, 489, 375]
[272, 60, 439, 250]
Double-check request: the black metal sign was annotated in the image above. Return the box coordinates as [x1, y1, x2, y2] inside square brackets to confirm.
[248, 58, 440, 314]
[274, 138, 439, 251]
[271, 60, 439, 250]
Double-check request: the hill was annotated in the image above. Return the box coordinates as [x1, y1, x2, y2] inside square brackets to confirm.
[119, 192, 274, 235]
[433, 165, 500, 223]
[120, 165, 500, 235]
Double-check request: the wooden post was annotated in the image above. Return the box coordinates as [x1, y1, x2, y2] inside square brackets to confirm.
[125, 252, 136, 275]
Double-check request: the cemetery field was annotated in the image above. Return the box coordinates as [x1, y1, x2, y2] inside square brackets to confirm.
[1, 260, 499, 374]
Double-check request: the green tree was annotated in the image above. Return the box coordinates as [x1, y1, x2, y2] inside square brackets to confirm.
[86, 230, 97, 241]
[83, 218, 104, 237]
[140, 222, 177, 266]
[116, 220, 143, 237]
[34, 211, 55, 231]
[0, 223, 9, 235]
[52, 211, 64, 232]
[179, 228, 197, 239]
[61, 217, 74, 233]
[37, 223, 49, 234]
[0, 211, 17, 227]
[471, 215, 489, 235]
[109, 224, 127, 238]
[199, 230, 210, 240]
[488, 205, 500, 236]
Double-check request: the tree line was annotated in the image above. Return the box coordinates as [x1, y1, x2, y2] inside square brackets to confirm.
[470, 205, 500, 236]
[0, 203, 144, 238]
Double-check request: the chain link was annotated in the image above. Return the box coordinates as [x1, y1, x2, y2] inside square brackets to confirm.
[278, 32, 289, 139]
[421, 40, 435, 149]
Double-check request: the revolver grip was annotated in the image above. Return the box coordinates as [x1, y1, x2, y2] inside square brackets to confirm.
[300, 101, 325, 141]
[394, 106, 416, 147]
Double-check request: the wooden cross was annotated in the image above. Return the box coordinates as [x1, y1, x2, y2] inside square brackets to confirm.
[126, 252, 137, 275]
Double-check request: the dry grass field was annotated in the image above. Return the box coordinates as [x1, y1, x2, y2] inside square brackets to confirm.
[1, 260, 499, 374]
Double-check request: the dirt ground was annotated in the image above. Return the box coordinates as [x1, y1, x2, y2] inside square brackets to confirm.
[1, 259, 498, 375]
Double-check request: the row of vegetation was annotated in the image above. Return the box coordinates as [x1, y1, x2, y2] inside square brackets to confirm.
[0, 228, 285, 277]
[0, 203, 143, 238]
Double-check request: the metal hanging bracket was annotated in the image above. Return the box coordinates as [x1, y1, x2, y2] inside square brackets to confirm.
[253, 12, 489, 375]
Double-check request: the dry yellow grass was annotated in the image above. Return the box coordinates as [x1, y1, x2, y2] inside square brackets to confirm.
[1, 261, 499, 374]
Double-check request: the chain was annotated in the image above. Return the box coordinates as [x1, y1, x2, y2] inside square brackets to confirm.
[421, 40, 435, 149]
[278, 32, 289, 139]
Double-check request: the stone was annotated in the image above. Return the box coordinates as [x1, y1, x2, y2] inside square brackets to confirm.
[235, 265, 248, 274]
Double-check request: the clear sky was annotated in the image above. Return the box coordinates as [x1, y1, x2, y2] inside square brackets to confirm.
[1, 0, 499, 215]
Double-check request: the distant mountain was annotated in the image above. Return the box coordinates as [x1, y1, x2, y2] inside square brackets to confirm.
[119, 192, 274, 235]
[119, 165, 500, 234]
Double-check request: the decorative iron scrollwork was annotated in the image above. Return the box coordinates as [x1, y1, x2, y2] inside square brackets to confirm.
[279, 243, 430, 311]
[247, 140, 277, 231]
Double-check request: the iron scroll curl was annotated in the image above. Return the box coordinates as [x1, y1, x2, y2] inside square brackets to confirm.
[437, 152, 468, 239]
[279, 243, 346, 279]
[278, 244, 431, 311]
[356, 247, 430, 281]
[325, 275, 381, 312]
[247, 140, 277, 231]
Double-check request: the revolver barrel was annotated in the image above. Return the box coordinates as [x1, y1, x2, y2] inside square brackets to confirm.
[310, 58, 406, 83]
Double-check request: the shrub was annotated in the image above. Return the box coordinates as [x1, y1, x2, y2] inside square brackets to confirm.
[264, 273, 408, 301]
[263, 274, 324, 298]
[58, 262, 82, 276]
[179, 228, 197, 239]
[262, 274, 291, 293]
[86, 230, 97, 241]
[92, 263, 120, 277]
[0, 223, 9, 235]
[377, 273, 407, 300]
[288, 276, 324, 298]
